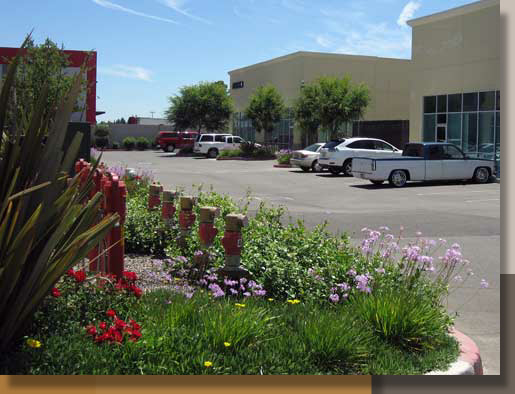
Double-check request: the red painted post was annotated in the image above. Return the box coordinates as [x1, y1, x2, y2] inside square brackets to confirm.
[178, 196, 196, 250]
[161, 190, 177, 225]
[88, 167, 106, 272]
[105, 174, 126, 279]
[148, 183, 163, 210]
[220, 214, 249, 279]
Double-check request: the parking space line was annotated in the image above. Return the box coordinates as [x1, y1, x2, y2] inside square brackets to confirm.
[464, 198, 500, 203]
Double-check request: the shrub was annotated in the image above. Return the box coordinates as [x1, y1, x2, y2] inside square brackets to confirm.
[123, 137, 136, 150]
[111, 142, 120, 149]
[252, 145, 275, 159]
[136, 137, 150, 150]
[276, 149, 292, 164]
[95, 136, 109, 148]
[240, 142, 256, 157]
[94, 125, 110, 138]
[218, 149, 242, 158]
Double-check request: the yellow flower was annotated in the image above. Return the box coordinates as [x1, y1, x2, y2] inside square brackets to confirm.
[267, 298, 274, 302]
[224, 342, 231, 347]
[235, 303, 245, 308]
[287, 299, 301, 304]
[204, 361, 213, 367]
[26, 339, 41, 348]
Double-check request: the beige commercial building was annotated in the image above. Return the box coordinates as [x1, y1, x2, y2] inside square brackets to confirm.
[227, 0, 500, 172]
[408, 0, 500, 173]
[229, 52, 411, 149]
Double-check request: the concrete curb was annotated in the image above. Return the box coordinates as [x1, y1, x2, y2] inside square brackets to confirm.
[426, 328, 483, 375]
[216, 157, 274, 161]
[273, 164, 292, 168]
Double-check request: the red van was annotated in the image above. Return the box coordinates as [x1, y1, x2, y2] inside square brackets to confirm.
[156, 131, 200, 152]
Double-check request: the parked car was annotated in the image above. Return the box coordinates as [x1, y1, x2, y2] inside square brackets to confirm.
[193, 133, 241, 158]
[351, 142, 495, 187]
[155, 130, 199, 152]
[318, 137, 402, 176]
[290, 143, 325, 172]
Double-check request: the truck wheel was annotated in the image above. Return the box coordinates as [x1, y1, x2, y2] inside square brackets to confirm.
[329, 167, 342, 176]
[370, 180, 384, 185]
[473, 167, 490, 184]
[207, 148, 219, 158]
[311, 160, 322, 172]
[165, 144, 175, 152]
[301, 166, 310, 172]
[343, 159, 353, 176]
[389, 170, 407, 187]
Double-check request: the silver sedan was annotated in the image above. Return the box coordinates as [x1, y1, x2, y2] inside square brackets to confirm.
[290, 143, 325, 172]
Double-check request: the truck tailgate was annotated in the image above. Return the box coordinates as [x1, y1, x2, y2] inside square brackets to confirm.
[352, 158, 375, 174]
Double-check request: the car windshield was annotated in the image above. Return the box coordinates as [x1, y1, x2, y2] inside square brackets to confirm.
[304, 144, 321, 152]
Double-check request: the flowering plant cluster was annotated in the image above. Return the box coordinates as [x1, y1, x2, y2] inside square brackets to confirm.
[199, 269, 267, 299]
[85, 309, 142, 344]
[275, 149, 292, 165]
[115, 271, 143, 298]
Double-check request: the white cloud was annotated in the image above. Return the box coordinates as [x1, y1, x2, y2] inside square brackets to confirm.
[397, 1, 421, 27]
[98, 65, 153, 81]
[159, 0, 212, 24]
[92, 0, 179, 24]
[281, 0, 305, 13]
[315, 34, 333, 48]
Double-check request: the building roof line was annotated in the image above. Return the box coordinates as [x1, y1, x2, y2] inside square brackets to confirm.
[228, 51, 410, 74]
[407, 0, 499, 27]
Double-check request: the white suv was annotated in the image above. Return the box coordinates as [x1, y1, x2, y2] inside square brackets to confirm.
[318, 137, 402, 176]
[194, 134, 247, 158]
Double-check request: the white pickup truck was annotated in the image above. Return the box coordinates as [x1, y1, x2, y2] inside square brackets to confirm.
[194, 134, 241, 158]
[351, 143, 495, 187]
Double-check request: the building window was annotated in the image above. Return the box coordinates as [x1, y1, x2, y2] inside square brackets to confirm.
[232, 81, 244, 89]
[422, 90, 500, 175]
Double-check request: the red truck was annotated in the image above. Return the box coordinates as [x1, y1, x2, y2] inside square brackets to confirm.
[155, 131, 200, 152]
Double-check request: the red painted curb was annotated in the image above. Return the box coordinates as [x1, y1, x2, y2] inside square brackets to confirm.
[273, 164, 292, 168]
[451, 328, 484, 375]
[217, 157, 275, 161]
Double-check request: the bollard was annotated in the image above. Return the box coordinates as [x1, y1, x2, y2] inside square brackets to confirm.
[148, 183, 163, 210]
[219, 214, 249, 279]
[105, 174, 127, 279]
[161, 190, 177, 225]
[195, 207, 219, 278]
[178, 196, 196, 250]
[88, 167, 106, 272]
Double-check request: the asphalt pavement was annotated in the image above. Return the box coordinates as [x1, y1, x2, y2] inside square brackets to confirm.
[102, 150, 501, 374]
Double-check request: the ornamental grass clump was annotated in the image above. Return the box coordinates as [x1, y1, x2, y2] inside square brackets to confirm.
[0, 36, 118, 352]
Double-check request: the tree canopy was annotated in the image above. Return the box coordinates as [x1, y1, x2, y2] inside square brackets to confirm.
[244, 85, 285, 137]
[165, 81, 233, 132]
[294, 76, 371, 141]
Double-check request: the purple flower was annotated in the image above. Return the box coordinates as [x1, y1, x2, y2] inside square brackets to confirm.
[185, 292, 194, 299]
[379, 226, 390, 231]
[243, 292, 251, 297]
[480, 279, 489, 288]
[336, 282, 350, 292]
[194, 250, 204, 257]
[253, 289, 266, 296]
[176, 256, 188, 264]
[199, 279, 208, 286]
[329, 293, 340, 303]
[355, 274, 372, 293]
[247, 280, 257, 289]
[239, 277, 247, 284]
[347, 268, 357, 277]
[206, 273, 218, 282]
[224, 279, 238, 287]
[229, 288, 238, 295]
[375, 267, 385, 274]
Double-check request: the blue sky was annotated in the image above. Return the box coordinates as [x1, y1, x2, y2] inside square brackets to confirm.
[1, 0, 474, 121]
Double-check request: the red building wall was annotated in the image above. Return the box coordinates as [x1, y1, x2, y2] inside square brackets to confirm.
[0, 47, 97, 124]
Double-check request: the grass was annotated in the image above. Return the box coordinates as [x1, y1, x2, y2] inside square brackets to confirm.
[2, 289, 459, 375]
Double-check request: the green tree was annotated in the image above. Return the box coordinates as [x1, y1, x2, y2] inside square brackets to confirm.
[316, 76, 370, 139]
[244, 85, 285, 138]
[165, 81, 233, 132]
[293, 83, 322, 146]
[4, 37, 85, 130]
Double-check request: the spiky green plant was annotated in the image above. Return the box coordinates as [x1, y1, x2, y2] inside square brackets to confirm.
[0, 36, 119, 351]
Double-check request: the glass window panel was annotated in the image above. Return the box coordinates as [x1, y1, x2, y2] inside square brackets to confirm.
[444, 145, 465, 159]
[428, 145, 444, 160]
[424, 96, 436, 113]
[477, 112, 494, 159]
[437, 95, 447, 113]
[436, 126, 446, 142]
[423, 114, 436, 142]
[447, 113, 461, 146]
[479, 91, 495, 111]
[496, 91, 500, 111]
[463, 92, 478, 112]
[448, 93, 462, 112]
[437, 113, 447, 124]
[462, 113, 478, 153]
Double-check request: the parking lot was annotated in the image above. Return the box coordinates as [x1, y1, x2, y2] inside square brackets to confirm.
[103, 150, 501, 374]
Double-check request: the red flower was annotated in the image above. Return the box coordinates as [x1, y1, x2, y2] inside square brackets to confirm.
[129, 320, 141, 330]
[129, 330, 142, 342]
[115, 319, 127, 330]
[74, 270, 86, 283]
[95, 333, 109, 343]
[131, 286, 143, 298]
[51, 287, 61, 298]
[86, 325, 97, 337]
[115, 279, 129, 291]
[123, 271, 138, 282]
[99, 322, 107, 331]
[106, 309, 116, 318]
[113, 330, 123, 343]
[66, 269, 75, 277]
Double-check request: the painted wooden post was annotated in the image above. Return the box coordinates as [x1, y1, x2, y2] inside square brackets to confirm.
[148, 183, 163, 210]
[220, 214, 249, 279]
[178, 196, 196, 250]
[161, 190, 177, 225]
